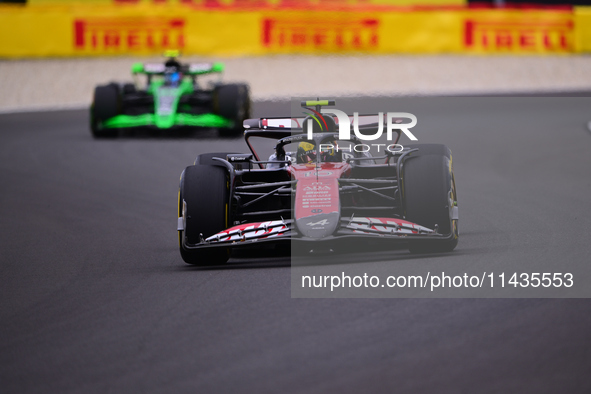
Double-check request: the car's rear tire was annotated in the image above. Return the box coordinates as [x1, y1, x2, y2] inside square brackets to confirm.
[122, 83, 136, 94]
[402, 144, 458, 253]
[213, 83, 251, 134]
[179, 165, 231, 266]
[91, 84, 120, 138]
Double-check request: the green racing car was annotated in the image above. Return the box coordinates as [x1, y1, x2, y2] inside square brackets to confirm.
[90, 51, 250, 138]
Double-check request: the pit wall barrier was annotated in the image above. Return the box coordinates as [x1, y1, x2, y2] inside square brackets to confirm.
[1, 4, 590, 57]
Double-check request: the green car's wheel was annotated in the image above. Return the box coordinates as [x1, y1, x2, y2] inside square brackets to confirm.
[91, 84, 120, 139]
[179, 165, 231, 266]
[122, 83, 136, 94]
[213, 83, 251, 134]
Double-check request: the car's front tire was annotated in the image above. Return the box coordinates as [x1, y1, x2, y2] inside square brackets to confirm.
[402, 144, 458, 253]
[179, 164, 231, 266]
[90, 84, 120, 138]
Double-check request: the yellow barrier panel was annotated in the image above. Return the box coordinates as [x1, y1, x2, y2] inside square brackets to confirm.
[0, 5, 587, 57]
[28, 0, 466, 8]
[461, 10, 573, 54]
[258, 10, 573, 54]
[29, 0, 111, 4]
[259, 11, 461, 53]
[574, 6, 591, 52]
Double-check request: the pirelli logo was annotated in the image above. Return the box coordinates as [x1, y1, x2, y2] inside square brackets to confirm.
[464, 17, 573, 52]
[262, 18, 379, 51]
[74, 18, 185, 51]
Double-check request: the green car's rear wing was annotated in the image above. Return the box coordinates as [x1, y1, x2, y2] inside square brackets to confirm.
[131, 62, 224, 76]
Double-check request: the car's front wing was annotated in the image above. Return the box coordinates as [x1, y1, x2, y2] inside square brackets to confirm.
[179, 217, 455, 251]
[102, 113, 233, 129]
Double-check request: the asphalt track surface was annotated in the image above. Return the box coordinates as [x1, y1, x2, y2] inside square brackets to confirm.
[1, 98, 591, 393]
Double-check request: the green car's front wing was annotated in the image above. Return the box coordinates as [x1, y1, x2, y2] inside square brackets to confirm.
[102, 112, 233, 130]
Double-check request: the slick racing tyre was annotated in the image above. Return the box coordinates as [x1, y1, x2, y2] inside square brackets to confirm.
[402, 144, 458, 253]
[178, 165, 231, 266]
[122, 83, 136, 94]
[90, 83, 120, 138]
[213, 83, 251, 134]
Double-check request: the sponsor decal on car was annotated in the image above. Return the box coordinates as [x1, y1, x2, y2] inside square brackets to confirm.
[306, 219, 330, 227]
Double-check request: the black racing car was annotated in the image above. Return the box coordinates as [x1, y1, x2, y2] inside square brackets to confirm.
[177, 100, 459, 265]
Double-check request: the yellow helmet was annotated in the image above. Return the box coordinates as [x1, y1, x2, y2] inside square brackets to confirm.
[297, 142, 316, 164]
[164, 49, 180, 58]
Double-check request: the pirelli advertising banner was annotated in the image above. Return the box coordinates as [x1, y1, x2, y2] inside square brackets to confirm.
[0, 5, 589, 57]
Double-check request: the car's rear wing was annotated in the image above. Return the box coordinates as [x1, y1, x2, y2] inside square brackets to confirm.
[243, 114, 393, 134]
[131, 62, 224, 76]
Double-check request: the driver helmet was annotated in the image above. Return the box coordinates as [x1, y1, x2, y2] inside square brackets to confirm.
[164, 71, 181, 87]
[297, 142, 317, 164]
[319, 137, 342, 162]
[164, 49, 182, 70]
